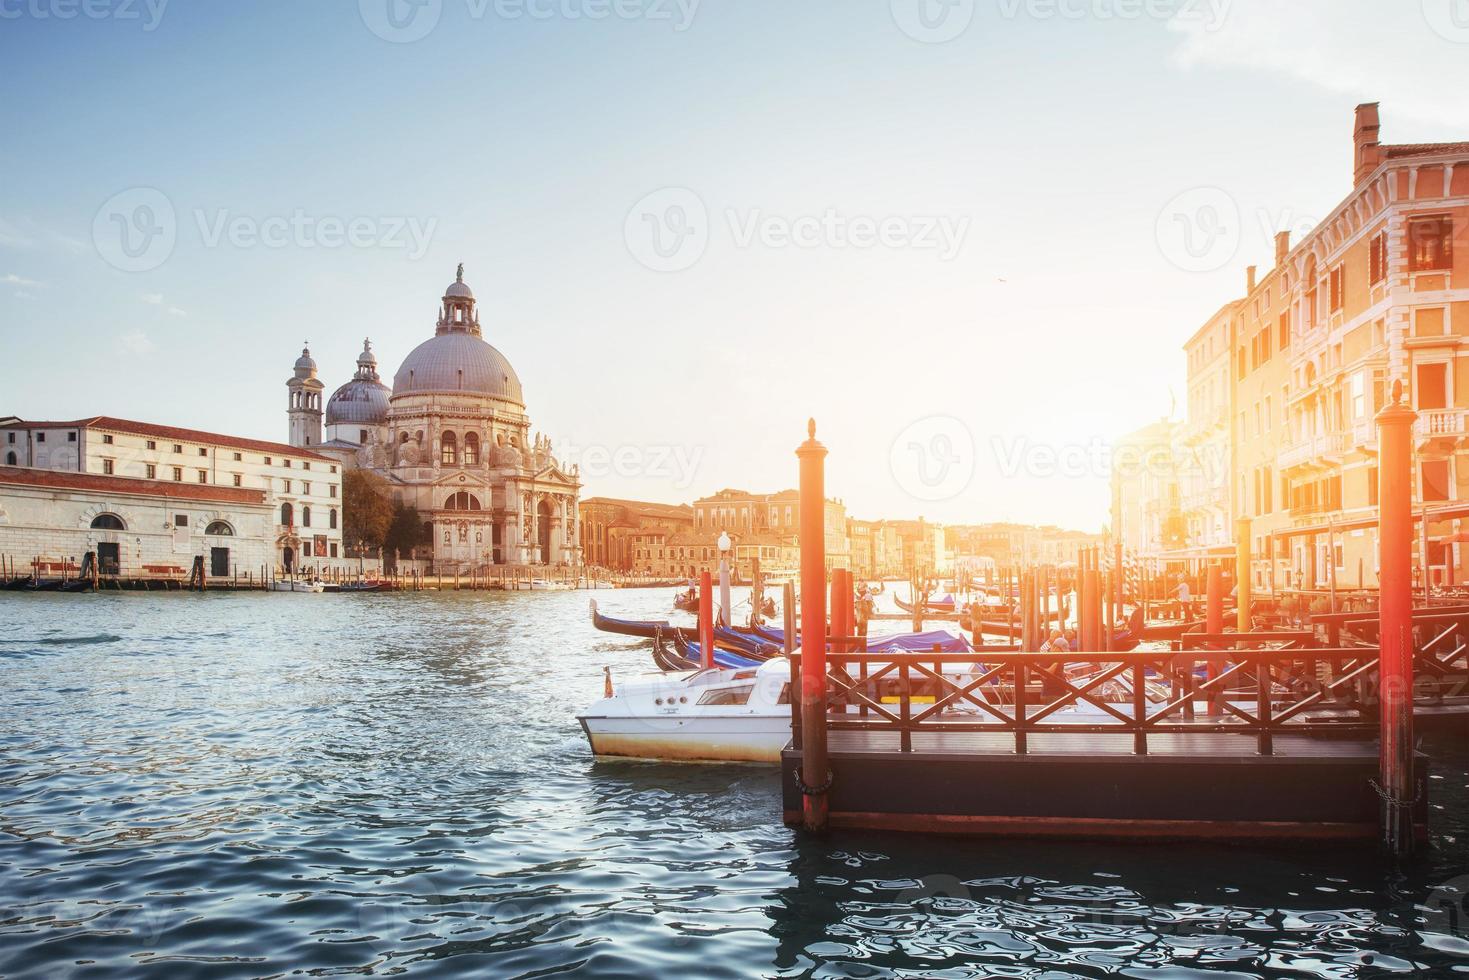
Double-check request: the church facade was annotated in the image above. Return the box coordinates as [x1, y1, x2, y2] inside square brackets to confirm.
[289, 266, 581, 570]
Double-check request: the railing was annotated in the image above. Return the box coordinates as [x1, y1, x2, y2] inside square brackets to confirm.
[788, 628, 1468, 758]
[1416, 409, 1468, 439]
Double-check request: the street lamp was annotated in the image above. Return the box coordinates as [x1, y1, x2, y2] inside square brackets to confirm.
[718, 531, 732, 627]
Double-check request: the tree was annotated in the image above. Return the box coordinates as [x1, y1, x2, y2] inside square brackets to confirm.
[386, 503, 433, 564]
[343, 468, 394, 557]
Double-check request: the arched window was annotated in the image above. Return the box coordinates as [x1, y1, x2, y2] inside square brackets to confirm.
[463, 432, 479, 465]
[4, 452, 14, 465]
[91, 513, 125, 531]
[302, 506, 312, 528]
[441, 431, 458, 465]
[445, 492, 481, 511]
[399, 431, 409, 444]
[281, 503, 294, 526]
[329, 508, 338, 530]
[205, 521, 234, 536]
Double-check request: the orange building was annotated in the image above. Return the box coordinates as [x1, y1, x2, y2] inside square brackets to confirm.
[1183, 103, 1469, 589]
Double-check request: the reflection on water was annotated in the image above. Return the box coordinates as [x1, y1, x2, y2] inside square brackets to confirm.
[1, 589, 1467, 978]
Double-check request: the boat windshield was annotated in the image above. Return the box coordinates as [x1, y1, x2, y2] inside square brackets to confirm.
[697, 684, 755, 706]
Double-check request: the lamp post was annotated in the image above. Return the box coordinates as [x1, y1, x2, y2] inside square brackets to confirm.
[718, 531, 732, 628]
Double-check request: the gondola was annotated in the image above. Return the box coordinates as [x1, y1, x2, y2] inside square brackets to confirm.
[673, 591, 700, 613]
[590, 598, 678, 639]
[59, 579, 94, 594]
[895, 594, 957, 614]
[669, 629, 767, 668]
[26, 579, 65, 592]
[4, 575, 34, 591]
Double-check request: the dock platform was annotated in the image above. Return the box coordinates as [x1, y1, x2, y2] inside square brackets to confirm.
[781, 733, 1425, 840]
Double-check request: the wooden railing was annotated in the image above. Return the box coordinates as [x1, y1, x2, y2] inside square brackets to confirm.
[788, 639, 1458, 758]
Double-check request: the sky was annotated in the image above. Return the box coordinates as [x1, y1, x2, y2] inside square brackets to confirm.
[3, 0, 1468, 531]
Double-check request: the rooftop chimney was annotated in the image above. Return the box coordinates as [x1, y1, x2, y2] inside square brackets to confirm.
[1354, 102, 1382, 185]
[1246, 265, 1257, 294]
[1275, 230, 1291, 268]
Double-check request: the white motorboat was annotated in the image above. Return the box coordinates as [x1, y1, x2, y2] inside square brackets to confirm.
[273, 577, 326, 593]
[578, 658, 794, 763]
[529, 578, 573, 591]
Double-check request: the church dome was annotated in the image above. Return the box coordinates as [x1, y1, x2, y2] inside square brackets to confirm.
[293, 346, 317, 377]
[392, 333, 525, 405]
[326, 339, 391, 426]
[327, 378, 391, 425]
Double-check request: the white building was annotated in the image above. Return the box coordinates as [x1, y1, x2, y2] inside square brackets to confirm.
[296, 265, 582, 570]
[1, 416, 343, 578]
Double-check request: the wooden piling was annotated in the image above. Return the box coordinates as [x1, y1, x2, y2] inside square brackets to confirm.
[1377, 387, 1417, 857]
[797, 420, 829, 834]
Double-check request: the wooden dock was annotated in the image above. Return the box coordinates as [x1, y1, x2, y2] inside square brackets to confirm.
[781, 731, 1419, 840]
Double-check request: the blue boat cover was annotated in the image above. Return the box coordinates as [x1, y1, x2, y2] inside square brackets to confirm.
[748, 626, 971, 653]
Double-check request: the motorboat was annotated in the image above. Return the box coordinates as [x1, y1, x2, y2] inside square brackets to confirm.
[529, 579, 573, 591]
[579, 658, 795, 763]
[273, 577, 326, 593]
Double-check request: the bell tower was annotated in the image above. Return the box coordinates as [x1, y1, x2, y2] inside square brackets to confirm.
[287, 343, 324, 448]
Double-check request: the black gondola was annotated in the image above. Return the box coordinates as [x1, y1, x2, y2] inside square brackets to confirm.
[590, 599, 677, 639]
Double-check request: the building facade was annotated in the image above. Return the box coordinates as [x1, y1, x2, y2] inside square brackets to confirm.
[299, 266, 582, 571]
[1128, 103, 1469, 589]
[579, 497, 694, 573]
[0, 416, 343, 577]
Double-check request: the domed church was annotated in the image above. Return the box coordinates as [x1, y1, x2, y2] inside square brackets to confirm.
[287, 265, 581, 569]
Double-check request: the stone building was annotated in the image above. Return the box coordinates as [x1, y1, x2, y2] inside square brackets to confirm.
[1124, 103, 1469, 588]
[0, 416, 343, 578]
[295, 266, 581, 570]
[579, 497, 694, 572]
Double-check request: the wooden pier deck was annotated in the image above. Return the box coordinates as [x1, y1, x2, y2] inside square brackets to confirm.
[781, 731, 1423, 841]
[781, 641, 1444, 841]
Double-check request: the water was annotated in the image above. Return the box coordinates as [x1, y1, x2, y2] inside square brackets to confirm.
[2, 589, 1468, 979]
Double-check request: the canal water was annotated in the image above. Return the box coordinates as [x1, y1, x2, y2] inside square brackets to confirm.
[2, 589, 1468, 978]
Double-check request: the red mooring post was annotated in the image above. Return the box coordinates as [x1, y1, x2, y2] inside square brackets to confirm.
[829, 568, 844, 654]
[846, 567, 857, 652]
[1377, 385, 1417, 857]
[698, 569, 715, 670]
[1205, 563, 1224, 713]
[797, 420, 830, 833]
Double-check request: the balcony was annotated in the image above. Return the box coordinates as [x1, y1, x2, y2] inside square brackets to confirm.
[1278, 432, 1347, 473]
[1416, 408, 1467, 447]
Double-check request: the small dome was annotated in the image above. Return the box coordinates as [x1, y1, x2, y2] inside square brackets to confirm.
[327, 378, 391, 426]
[392, 333, 524, 405]
[295, 346, 317, 372]
[357, 338, 378, 368]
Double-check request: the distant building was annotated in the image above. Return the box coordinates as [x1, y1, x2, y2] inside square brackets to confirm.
[579, 497, 694, 573]
[693, 488, 849, 572]
[1113, 418, 1184, 558]
[0, 416, 343, 578]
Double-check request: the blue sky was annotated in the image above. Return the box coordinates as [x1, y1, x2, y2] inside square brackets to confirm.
[3, 0, 1467, 529]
